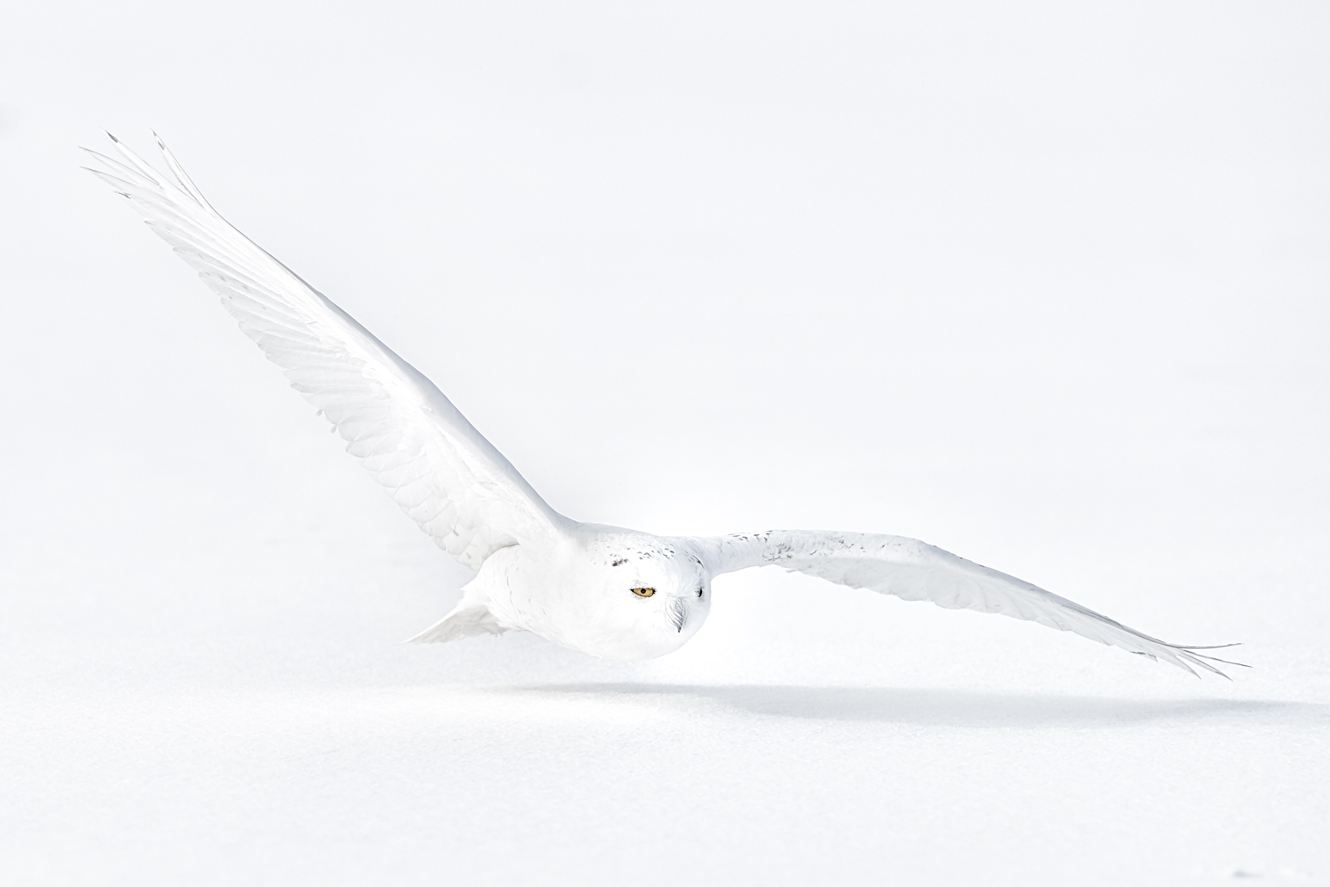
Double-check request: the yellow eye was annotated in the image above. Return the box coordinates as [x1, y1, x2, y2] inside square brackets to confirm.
[631, 587, 656, 598]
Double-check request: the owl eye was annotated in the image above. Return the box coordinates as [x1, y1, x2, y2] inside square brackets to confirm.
[630, 587, 656, 598]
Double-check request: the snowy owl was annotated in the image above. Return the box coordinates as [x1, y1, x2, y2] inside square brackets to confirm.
[85, 133, 1239, 676]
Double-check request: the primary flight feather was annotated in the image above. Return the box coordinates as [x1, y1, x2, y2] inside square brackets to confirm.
[85, 133, 1241, 676]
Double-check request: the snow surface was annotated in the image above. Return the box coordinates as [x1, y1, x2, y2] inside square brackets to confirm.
[3, 1, 1329, 884]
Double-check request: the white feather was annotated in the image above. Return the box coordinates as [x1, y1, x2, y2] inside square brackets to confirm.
[84, 134, 570, 570]
[695, 530, 1241, 677]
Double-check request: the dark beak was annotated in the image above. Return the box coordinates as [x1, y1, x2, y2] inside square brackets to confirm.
[668, 598, 688, 633]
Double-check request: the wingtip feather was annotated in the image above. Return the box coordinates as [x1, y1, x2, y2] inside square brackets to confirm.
[150, 129, 220, 216]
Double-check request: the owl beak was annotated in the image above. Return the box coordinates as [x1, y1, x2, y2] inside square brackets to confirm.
[668, 598, 688, 633]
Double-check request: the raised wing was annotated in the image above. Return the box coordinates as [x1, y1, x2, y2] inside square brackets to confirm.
[85, 133, 570, 569]
[693, 530, 1241, 677]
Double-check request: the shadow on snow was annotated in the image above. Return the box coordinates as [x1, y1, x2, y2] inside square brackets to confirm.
[506, 683, 1326, 728]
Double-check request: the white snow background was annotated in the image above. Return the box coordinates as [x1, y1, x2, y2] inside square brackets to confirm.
[2, 1, 1328, 884]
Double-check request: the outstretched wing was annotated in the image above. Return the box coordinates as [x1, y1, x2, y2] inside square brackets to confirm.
[85, 133, 570, 570]
[693, 530, 1240, 677]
